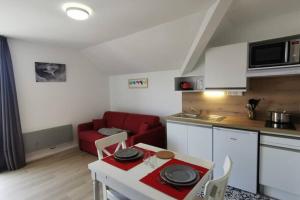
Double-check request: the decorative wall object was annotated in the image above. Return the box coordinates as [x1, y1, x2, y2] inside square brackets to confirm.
[35, 62, 66, 82]
[128, 78, 148, 88]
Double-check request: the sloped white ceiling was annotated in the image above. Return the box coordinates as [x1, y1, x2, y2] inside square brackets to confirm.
[0, 0, 213, 48]
[82, 13, 204, 74]
[3, 0, 299, 75]
[211, 0, 300, 46]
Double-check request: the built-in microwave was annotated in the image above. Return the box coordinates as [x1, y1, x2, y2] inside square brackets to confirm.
[249, 37, 300, 70]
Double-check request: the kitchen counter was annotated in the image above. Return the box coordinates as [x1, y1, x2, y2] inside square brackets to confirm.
[165, 114, 300, 139]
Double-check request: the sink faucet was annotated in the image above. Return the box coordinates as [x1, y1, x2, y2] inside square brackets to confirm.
[190, 106, 199, 114]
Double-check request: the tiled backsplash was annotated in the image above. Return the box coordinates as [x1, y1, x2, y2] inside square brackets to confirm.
[183, 75, 300, 122]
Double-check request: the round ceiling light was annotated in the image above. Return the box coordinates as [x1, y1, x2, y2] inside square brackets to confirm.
[62, 3, 92, 20]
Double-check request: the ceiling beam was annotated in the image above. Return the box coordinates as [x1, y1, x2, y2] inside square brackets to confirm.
[180, 0, 233, 75]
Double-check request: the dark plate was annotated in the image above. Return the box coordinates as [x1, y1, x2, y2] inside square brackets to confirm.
[114, 148, 139, 159]
[160, 170, 200, 187]
[114, 150, 144, 162]
[163, 164, 198, 183]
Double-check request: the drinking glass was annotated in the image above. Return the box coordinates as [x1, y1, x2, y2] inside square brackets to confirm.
[143, 151, 151, 166]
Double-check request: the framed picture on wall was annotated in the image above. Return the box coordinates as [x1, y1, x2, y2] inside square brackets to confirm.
[35, 62, 66, 82]
[128, 78, 148, 88]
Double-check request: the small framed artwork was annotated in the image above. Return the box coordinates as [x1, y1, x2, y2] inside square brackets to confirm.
[128, 78, 148, 88]
[35, 62, 66, 82]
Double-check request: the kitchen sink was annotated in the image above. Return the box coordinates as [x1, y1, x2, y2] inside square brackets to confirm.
[173, 113, 225, 122]
[174, 113, 199, 118]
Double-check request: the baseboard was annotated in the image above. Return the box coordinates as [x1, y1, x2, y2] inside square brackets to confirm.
[25, 142, 78, 163]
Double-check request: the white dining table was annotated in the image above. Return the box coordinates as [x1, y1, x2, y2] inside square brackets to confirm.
[88, 143, 214, 200]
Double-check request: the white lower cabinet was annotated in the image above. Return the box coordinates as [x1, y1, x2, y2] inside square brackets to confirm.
[260, 135, 300, 200]
[167, 123, 188, 155]
[213, 127, 258, 194]
[187, 125, 212, 161]
[167, 122, 212, 160]
[167, 122, 259, 194]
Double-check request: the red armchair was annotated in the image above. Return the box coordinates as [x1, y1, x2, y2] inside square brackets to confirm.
[78, 111, 166, 156]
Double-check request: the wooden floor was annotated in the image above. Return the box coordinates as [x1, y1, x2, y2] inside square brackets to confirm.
[0, 148, 98, 200]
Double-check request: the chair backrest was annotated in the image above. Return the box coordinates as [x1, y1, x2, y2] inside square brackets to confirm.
[203, 156, 233, 200]
[95, 132, 127, 160]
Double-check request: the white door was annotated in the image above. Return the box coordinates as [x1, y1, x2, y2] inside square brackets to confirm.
[187, 125, 212, 161]
[167, 123, 188, 155]
[213, 127, 258, 193]
[205, 42, 248, 89]
[260, 145, 300, 196]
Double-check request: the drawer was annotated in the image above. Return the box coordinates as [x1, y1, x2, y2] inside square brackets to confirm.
[260, 134, 300, 151]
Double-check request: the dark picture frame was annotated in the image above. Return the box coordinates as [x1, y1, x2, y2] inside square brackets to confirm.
[35, 62, 66, 82]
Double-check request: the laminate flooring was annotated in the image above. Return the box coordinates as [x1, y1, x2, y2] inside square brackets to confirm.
[0, 148, 276, 200]
[0, 148, 97, 200]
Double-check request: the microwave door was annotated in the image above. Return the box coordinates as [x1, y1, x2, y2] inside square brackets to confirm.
[250, 42, 288, 68]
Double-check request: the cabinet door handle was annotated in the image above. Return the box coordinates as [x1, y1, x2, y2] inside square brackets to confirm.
[230, 137, 237, 141]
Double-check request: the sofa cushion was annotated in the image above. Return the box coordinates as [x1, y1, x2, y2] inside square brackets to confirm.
[93, 119, 104, 130]
[98, 128, 126, 136]
[78, 130, 105, 143]
[103, 111, 128, 129]
[138, 123, 150, 134]
[123, 114, 160, 134]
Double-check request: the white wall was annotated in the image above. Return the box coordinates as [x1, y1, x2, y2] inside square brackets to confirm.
[8, 39, 110, 140]
[109, 70, 181, 120]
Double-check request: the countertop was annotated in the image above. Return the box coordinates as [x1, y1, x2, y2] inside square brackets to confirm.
[165, 114, 300, 139]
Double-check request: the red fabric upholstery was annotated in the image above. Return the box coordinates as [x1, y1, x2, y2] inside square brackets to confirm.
[103, 111, 128, 129]
[131, 126, 166, 148]
[92, 119, 105, 130]
[123, 114, 160, 134]
[78, 122, 93, 132]
[78, 130, 105, 143]
[78, 111, 166, 156]
[138, 123, 150, 134]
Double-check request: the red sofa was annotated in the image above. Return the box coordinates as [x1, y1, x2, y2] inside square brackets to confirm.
[78, 111, 166, 156]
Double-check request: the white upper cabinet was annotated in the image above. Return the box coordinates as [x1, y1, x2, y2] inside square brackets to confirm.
[205, 42, 248, 90]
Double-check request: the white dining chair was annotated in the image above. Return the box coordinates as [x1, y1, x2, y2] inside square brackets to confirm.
[196, 155, 232, 200]
[94, 132, 129, 200]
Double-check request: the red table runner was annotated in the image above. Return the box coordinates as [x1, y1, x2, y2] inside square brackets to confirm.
[102, 146, 155, 171]
[140, 158, 209, 200]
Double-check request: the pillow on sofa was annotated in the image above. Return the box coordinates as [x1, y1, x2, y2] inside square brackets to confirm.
[98, 128, 124, 136]
[138, 123, 150, 134]
[98, 128, 132, 136]
[93, 119, 104, 130]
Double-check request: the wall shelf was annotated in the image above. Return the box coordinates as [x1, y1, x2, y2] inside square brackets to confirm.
[174, 76, 204, 92]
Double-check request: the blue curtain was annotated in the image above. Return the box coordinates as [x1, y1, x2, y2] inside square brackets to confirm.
[0, 36, 25, 171]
